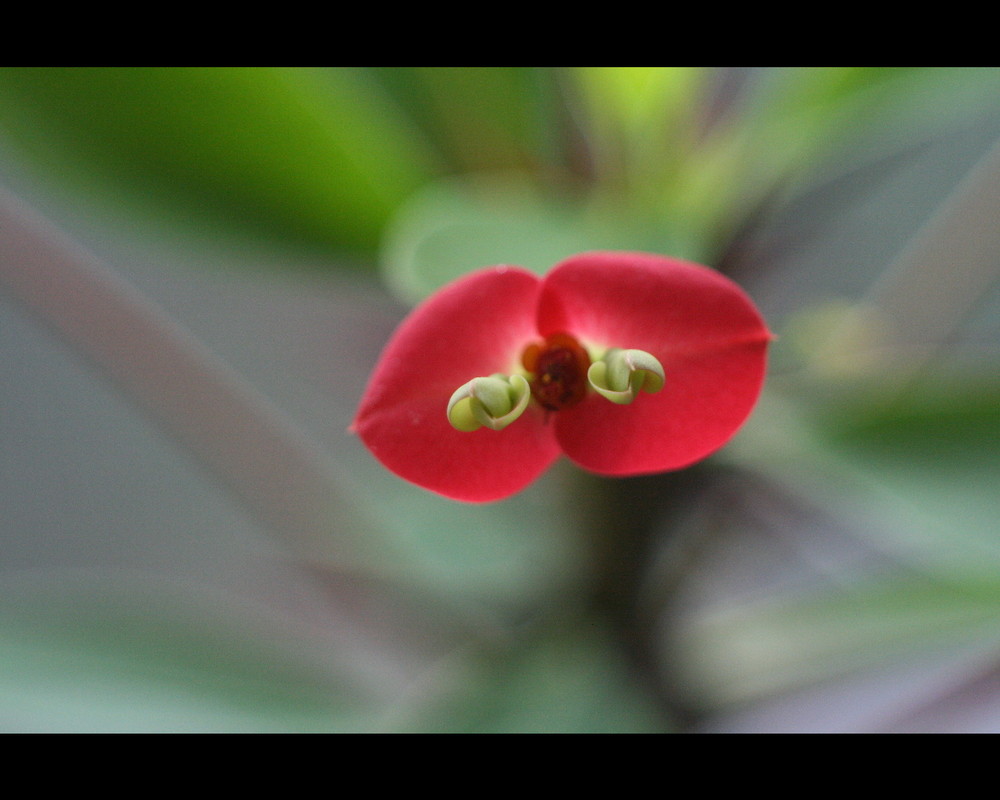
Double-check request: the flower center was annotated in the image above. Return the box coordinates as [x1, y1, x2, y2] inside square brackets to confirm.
[521, 332, 591, 411]
[446, 333, 664, 433]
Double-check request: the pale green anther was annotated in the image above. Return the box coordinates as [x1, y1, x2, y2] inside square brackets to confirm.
[588, 348, 665, 405]
[447, 373, 531, 432]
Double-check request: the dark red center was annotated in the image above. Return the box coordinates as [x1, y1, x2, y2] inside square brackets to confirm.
[521, 332, 591, 411]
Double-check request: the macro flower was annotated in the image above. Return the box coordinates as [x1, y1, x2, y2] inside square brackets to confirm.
[352, 251, 771, 503]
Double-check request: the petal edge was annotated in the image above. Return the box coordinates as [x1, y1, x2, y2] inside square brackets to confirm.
[353, 266, 561, 502]
[540, 252, 771, 475]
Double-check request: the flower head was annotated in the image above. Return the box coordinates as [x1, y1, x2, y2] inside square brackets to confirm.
[352, 252, 771, 502]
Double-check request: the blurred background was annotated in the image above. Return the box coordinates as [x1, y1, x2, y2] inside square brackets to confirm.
[0, 67, 998, 732]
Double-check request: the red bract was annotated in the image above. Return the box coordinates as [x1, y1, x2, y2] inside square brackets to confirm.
[352, 252, 772, 503]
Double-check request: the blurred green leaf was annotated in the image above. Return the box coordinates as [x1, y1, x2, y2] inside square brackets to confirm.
[692, 377, 1000, 709]
[396, 624, 670, 732]
[817, 380, 1000, 569]
[676, 571, 1000, 710]
[0, 583, 385, 732]
[0, 67, 437, 257]
[380, 176, 602, 301]
[823, 380, 1000, 466]
[661, 67, 1000, 260]
[574, 67, 701, 137]
[369, 67, 558, 174]
[736, 67, 1000, 168]
[378, 174, 697, 302]
[571, 67, 703, 188]
[340, 449, 589, 620]
[735, 377, 1000, 574]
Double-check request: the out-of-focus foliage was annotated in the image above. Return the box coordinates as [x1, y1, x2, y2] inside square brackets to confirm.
[1, 67, 999, 732]
[0, 67, 437, 255]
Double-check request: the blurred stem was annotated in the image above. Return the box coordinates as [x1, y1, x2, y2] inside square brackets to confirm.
[576, 467, 714, 729]
[0, 187, 381, 562]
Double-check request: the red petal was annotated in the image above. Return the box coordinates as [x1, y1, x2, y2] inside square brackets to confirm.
[352, 266, 560, 502]
[537, 252, 771, 475]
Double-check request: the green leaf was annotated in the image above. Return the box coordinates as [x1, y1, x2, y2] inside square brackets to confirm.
[0, 67, 437, 257]
[675, 571, 1000, 710]
[0, 582, 385, 732]
[817, 381, 1000, 569]
[693, 375, 1000, 708]
[738, 67, 1000, 167]
[379, 174, 695, 302]
[369, 67, 557, 174]
[571, 67, 703, 183]
[340, 452, 588, 617]
[660, 68, 1000, 259]
[396, 624, 671, 733]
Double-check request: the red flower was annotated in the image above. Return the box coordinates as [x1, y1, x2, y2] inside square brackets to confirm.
[352, 252, 771, 503]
